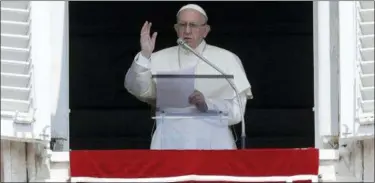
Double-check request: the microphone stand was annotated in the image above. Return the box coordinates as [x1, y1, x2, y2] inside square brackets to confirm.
[177, 38, 247, 149]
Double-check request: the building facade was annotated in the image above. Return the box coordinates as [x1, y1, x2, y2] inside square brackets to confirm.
[1, 1, 373, 182]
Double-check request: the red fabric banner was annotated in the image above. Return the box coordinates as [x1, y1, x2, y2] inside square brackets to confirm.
[70, 148, 319, 182]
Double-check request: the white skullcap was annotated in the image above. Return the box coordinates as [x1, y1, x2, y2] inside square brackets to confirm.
[177, 4, 208, 20]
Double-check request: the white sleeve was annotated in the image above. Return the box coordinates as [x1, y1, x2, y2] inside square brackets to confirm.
[205, 92, 248, 126]
[124, 52, 156, 100]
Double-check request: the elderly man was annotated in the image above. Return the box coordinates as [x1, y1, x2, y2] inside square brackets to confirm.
[125, 4, 252, 150]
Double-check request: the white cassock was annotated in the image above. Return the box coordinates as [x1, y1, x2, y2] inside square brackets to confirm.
[125, 40, 252, 150]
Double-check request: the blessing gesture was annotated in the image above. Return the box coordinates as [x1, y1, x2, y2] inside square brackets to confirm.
[140, 21, 158, 58]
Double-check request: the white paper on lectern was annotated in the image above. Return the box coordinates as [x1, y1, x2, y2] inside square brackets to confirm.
[156, 66, 196, 109]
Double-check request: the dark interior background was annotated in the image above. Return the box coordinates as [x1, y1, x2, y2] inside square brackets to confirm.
[69, 1, 315, 150]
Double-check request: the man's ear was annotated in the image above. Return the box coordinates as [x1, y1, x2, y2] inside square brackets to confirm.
[204, 25, 211, 38]
[174, 24, 179, 35]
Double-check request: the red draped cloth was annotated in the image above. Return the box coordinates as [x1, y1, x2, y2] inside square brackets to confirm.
[70, 148, 319, 182]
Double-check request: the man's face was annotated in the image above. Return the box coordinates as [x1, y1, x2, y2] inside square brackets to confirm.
[175, 9, 210, 49]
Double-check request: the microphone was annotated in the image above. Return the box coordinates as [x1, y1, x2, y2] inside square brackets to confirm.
[177, 38, 247, 149]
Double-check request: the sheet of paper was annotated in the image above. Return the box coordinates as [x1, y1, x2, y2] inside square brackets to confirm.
[155, 66, 196, 109]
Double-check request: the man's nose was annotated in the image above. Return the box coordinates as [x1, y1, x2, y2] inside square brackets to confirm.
[183, 25, 192, 34]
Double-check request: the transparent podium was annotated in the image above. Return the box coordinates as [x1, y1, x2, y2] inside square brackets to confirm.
[151, 73, 236, 150]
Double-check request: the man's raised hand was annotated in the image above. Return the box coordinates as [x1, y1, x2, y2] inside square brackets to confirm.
[140, 21, 158, 59]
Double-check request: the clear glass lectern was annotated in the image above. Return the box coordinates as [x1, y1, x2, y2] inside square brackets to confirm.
[151, 73, 236, 150]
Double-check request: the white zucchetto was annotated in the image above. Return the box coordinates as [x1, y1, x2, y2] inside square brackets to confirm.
[177, 4, 208, 20]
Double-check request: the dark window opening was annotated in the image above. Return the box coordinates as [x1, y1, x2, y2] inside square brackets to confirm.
[69, 1, 314, 150]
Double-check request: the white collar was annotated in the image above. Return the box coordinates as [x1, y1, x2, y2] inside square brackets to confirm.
[180, 40, 207, 55]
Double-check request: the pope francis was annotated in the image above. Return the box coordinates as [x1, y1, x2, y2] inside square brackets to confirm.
[125, 4, 253, 150]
